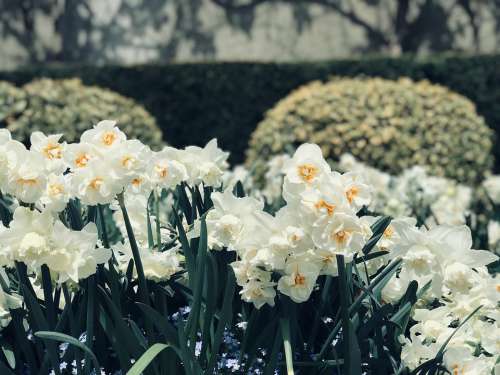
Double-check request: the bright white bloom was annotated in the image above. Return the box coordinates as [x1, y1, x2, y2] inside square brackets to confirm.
[0, 287, 22, 329]
[488, 220, 500, 253]
[38, 173, 72, 212]
[71, 160, 124, 205]
[30, 132, 66, 174]
[0, 207, 109, 282]
[149, 148, 188, 190]
[483, 175, 500, 204]
[277, 255, 321, 303]
[4, 141, 47, 203]
[80, 120, 127, 150]
[182, 139, 229, 187]
[114, 241, 183, 282]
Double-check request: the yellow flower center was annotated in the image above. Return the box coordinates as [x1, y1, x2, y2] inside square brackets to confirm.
[89, 177, 103, 190]
[383, 226, 394, 238]
[333, 229, 350, 245]
[131, 178, 142, 186]
[17, 178, 38, 186]
[297, 164, 318, 183]
[48, 183, 64, 196]
[294, 272, 306, 286]
[121, 156, 135, 168]
[346, 186, 359, 204]
[43, 143, 62, 159]
[75, 153, 90, 168]
[315, 199, 335, 216]
[496, 284, 500, 293]
[102, 131, 117, 146]
[155, 164, 168, 178]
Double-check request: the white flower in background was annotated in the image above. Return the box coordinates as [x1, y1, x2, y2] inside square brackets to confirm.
[340, 172, 372, 210]
[0, 287, 22, 329]
[183, 139, 229, 187]
[488, 220, 500, 253]
[30, 132, 66, 174]
[483, 175, 500, 204]
[114, 241, 183, 282]
[38, 173, 72, 212]
[443, 347, 495, 375]
[222, 165, 252, 192]
[111, 193, 172, 245]
[261, 154, 290, 202]
[277, 255, 320, 303]
[149, 148, 188, 190]
[80, 120, 127, 150]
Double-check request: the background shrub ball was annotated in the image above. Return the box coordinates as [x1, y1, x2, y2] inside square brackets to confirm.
[0, 81, 27, 128]
[246, 77, 494, 185]
[5, 78, 164, 149]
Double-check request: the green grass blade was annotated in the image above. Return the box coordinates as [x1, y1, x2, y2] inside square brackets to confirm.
[35, 331, 100, 371]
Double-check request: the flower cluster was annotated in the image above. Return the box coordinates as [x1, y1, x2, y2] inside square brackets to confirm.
[207, 144, 499, 374]
[384, 223, 499, 373]
[207, 144, 378, 306]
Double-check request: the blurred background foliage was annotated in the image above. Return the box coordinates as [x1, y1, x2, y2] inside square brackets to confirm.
[0, 55, 499, 170]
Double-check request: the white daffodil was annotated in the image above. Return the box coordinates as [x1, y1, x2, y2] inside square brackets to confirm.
[39, 173, 72, 212]
[283, 143, 331, 191]
[340, 171, 372, 210]
[183, 139, 229, 187]
[80, 120, 127, 150]
[63, 142, 101, 170]
[311, 212, 365, 260]
[30, 131, 66, 174]
[149, 148, 188, 190]
[4, 142, 47, 203]
[71, 160, 124, 205]
[277, 255, 320, 303]
[114, 241, 183, 282]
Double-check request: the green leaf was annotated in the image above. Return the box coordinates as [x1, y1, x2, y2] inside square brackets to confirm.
[127, 343, 172, 375]
[337, 255, 362, 375]
[35, 331, 100, 371]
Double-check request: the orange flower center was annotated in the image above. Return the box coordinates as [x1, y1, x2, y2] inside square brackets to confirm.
[43, 143, 62, 160]
[383, 226, 394, 238]
[131, 178, 142, 186]
[333, 229, 350, 245]
[48, 183, 64, 196]
[294, 272, 306, 286]
[89, 177, 103, 190]
[17, 178, 38, 185]
[297, 164, 318, 183]
[346, 186, 359, 204]
[155, 165, 168, 178]
[75, 153, 90, 168]
[315, 199, 335, 216]
[102, 131, 117, 146]
[121, 156, 135, 168]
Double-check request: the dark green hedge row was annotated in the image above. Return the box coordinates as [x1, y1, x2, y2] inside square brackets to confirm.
[1, 54, 499, 166]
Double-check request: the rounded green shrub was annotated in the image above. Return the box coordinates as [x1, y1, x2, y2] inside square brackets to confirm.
[246, 77, 494, 184]
[7, 78, 164, 149]
[0, 81, 27, 127]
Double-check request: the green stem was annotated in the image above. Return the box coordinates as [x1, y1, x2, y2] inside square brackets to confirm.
[154, 190, 161, 250]
[84, 276, 95, 375]
[280, 317, 295, 375]
[117, 192, 150, 306]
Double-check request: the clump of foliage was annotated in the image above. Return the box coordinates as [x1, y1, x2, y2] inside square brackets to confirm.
[0, 81, 27, 128]
[246, 77, 494, 184]
[6, 78, 164, 149]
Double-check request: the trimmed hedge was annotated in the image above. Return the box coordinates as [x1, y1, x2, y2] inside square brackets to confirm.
[0, 55, 499, 167]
